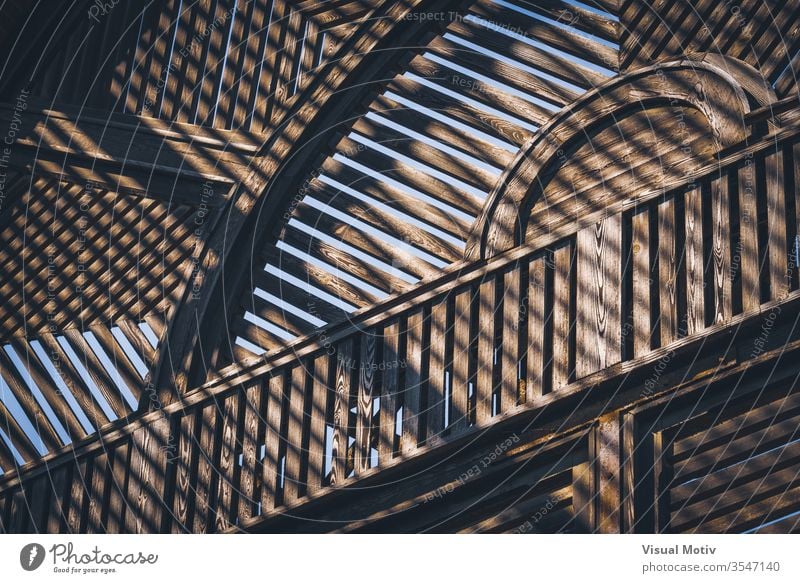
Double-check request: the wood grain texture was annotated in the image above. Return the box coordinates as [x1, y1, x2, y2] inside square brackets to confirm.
[684, 187, 705, 335]
[378, 322, 401, 462]
[576, 216, 621, 378]
[476, 276, 497, 422]
[426, 300, 449, 445]
[307, 355, 330, 494]
[552, 243, 573, 389]
[401, 312, 424, 454]
[658, 198, 680, 346]
[632, 208, 653, 357]
[710, 176, 733, 323]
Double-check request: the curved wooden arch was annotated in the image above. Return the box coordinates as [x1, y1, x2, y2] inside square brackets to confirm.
[152, 0, 447, 402]
[465, 59, 753, 260]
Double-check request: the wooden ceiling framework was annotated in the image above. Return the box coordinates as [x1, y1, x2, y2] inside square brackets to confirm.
[0, 0, 799, 533]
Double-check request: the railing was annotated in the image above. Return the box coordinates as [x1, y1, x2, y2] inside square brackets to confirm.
[1, 124, 799, 533]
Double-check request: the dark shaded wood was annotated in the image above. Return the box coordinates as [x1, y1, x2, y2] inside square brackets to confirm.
[401, 312, 424, 454]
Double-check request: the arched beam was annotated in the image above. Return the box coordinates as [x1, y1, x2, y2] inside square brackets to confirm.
[152, 0, 450, 405]
[465, 59, 752, 261]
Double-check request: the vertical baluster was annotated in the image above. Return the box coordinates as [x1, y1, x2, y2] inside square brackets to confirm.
[501, 265, 522, 411]
[86, 452, 110, 533]
[476, 275, 497, 421]
[379, 322, 402, 462]
[401, 312, 424, 453]
[658, 198, 680, 345]
[427, 300, 449, 445]
[215, 394, 243, 531]
[552, 242, 574, 389]
[711, 174, 732, 323]
[106, 442, 129, 533]
[738, 159, 760, 311]
[283, 366, 308, 502]
[764, 149, 789, 299]
[45, 465, 70, 533]
[576, 215, 622, 378]
[193, 404, 220, 533]
[451, 289, 473, 432]
[632, 208, 653, 357]
[238, 381, 264, 521]
[125, 417, 170, 533]
[684, 187, 705, 335]
[308, 354, 331, 494]
[262, 372, 286, 510]
[526, 255, 547, 401]
[171, 412, 197, 532]
[356, 332, 379, 473]
[331, 341, 355, 482]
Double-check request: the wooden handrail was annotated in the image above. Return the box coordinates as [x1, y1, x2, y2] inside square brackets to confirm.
[1, 123, 799, 534]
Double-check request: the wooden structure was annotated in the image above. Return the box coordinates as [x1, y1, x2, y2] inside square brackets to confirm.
[0, 0, 799, 533]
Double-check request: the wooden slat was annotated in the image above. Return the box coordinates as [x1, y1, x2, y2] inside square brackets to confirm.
[10, 336, 86, 441]
[405, 55, 552, 128]
[658, 198, 679, 346]
[764, 150, 790, 299]
[307, 354, 330, 493]
[426, 33, 580, 110]
[0, 348, 62, 452]
[124, 417, 170, 533]
[475, 275, 497, 423]
[217, 0, 254, 128]
[266, 246, 374, 310]
[171, 411, 197, 532]
[238, 381, 264, 520]
[684, 187, 705, 335]
[306, 159, 467, 259]
[234, 0, 271, 127]
[379, 321, 401, 461]
[500, 266, 521, 411]
[196, 0, 236, 125]
[470, 0, 615, 83]
[45, 464, 70, 533]
[576, 215, 621, 378]
[282, 223, 411, 296]
[105, 442, 129, 533]
[283, 365, 307, 502]
[291, 203, 434, 281]
[261, 372, 286, 510]
[88, 325, 143, 404]
[426, 300, 449, 445]
[176, 0, 213, 122]
[351, 115, 499, 193]
[525, 256, 547, 401]
[552, 242, 573, 389]
[355, 333, 378, 474]
[269, 5, 302, 124]
[330, 339, 354, 482]
[85, 452, 110, 533]
[631, 208, 653, 357]
[65, 459, 89, 533]
[251, 268, 346, 325]
[710, 175, 732, 323]
[61, 329, 131, 419]
[386, 75, 530, 148]
[0, 397, 39, 463]
[400, 312, 423, 454]
[192, 404, 219, 533]
[370, 93, 516, 169]
[450, 289, 473, 432]
[319, 157, 472, 240]
[214, 393, 242, 531]
[160, 0, 196, 120]
[738, 161, 761, 311]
